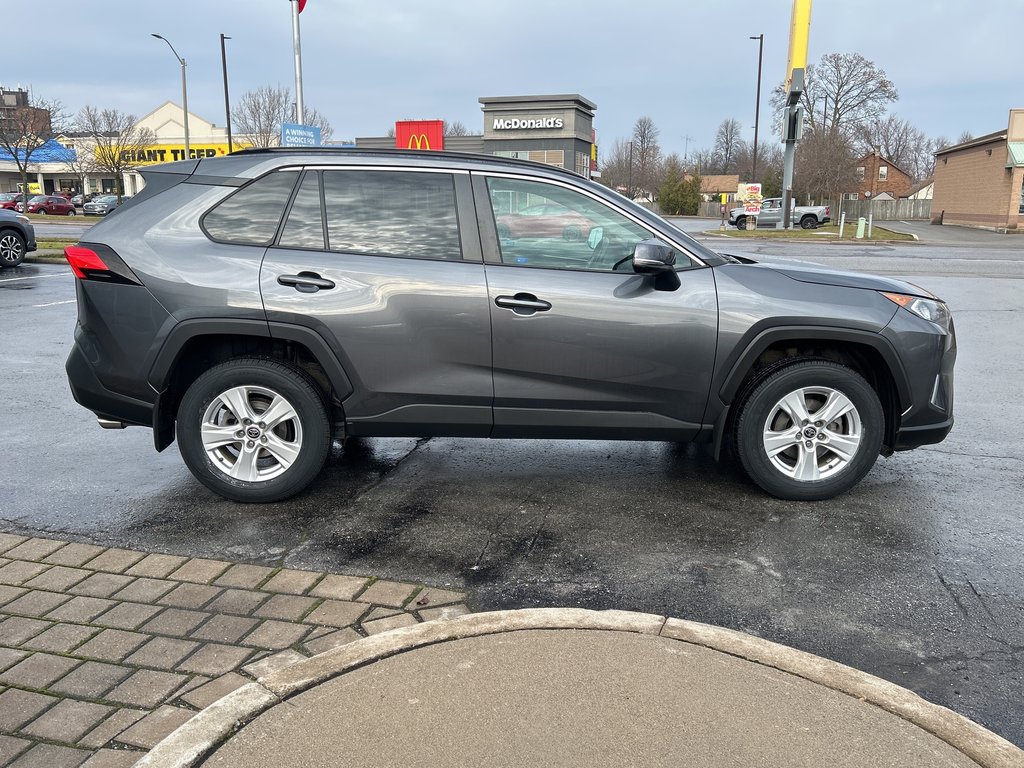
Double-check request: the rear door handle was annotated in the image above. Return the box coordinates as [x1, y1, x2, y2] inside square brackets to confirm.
[494, 293, 552, 315]
[278, 273, 336, 293]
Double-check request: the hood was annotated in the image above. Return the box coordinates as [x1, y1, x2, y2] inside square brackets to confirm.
[721, 253, 937, 298]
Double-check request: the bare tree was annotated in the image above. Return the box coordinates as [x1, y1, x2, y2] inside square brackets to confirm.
[794, 129, 857, 204]
[773, 52, 898, 137]
[712, 118, 744, 174]
[0, 94, 65, 207]
[593, 138, 632, 195]
[60, 138, 98, 198]
[631, 116, 662, 200]
[956, 130, 974, 145]
[444, 120, 470, 136]
[75, 107, 156, 202]
[231, 85, 333, 148]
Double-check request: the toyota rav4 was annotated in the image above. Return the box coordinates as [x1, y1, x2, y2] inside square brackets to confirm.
[64, 148, 955, 503]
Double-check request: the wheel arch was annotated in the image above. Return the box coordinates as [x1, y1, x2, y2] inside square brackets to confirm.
[714, 327, 909, 459]
[149, 319, 353, 451]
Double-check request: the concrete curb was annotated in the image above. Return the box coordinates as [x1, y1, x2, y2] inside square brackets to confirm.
[135, 608, 1024, 768]
[700, 231, 919, 245]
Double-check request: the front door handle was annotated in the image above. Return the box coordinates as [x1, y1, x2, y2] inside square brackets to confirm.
[494, 293, 552, 315]
[278, 272, 336, 293]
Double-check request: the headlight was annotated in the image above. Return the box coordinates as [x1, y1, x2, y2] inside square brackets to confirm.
[881, 292, 951, 331]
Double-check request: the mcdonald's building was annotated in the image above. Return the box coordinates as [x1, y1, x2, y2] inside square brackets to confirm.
[355, 94, 598, 178]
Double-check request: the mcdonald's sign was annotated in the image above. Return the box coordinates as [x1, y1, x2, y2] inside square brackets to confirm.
[395, 120, 444, 152]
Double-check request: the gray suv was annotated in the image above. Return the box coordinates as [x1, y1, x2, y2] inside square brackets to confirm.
[64, 149, 955, 503]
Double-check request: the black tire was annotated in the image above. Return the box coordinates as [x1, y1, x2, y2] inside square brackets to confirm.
[563, 225, 582, 242]
[67, 209, 76, 216]
[0, 229, 26, 267]
[800, 215, 817, 229]
[177, 357, 331, 503]
[734, 360, 883, 501]
[735, 216, 747, 230]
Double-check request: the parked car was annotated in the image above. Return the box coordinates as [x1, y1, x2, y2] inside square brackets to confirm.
[0, 193, 21, 211]
[0, 209, 37, 267]
[83, 195, 127, 216]
[64, 148, 955, 504]
[16, 194, 77, 216]
[730, 197, 830, 230]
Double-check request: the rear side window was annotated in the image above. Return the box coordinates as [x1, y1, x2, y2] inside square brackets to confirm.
[322, 170, 461, 260]
[203, 171, 299, 245]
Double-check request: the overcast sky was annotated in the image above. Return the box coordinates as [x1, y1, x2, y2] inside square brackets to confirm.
[5, 0, 1021, 157]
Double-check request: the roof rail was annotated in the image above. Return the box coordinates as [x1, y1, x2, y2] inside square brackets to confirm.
[229, 146, 585, 179]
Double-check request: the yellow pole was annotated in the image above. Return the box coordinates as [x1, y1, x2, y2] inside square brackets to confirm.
[784, 0, 813, 93]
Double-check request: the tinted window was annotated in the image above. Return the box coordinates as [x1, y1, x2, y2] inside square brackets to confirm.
[486, 177, 652, 272]
[323, 170, 461, 260]
[279, 171, 325, 250]
[203, 171, 299, 245]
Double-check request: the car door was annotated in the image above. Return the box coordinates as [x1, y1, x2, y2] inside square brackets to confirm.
[475, 173, 719, 440]
[757, 199, 780, 227]
[259, 167, 493, 437]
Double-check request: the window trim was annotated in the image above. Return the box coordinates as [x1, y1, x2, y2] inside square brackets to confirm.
[474, 171, 708, 271]
[274, 169, 326, 253]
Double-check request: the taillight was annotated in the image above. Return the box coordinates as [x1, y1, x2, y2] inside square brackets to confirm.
[64, 243, 141, 285]
[825, 206, 830, 217]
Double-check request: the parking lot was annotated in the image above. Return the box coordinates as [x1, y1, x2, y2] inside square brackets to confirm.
[2, 226, 1022, 747]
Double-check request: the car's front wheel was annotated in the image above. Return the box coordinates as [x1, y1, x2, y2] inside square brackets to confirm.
[734, 360, 883, 500]
[0, 230, 26, 267]
[177, 358, 331, 503]
[734, 216, 747, 230]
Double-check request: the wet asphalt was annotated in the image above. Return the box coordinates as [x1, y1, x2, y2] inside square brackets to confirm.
[1, 227, 1022, 746]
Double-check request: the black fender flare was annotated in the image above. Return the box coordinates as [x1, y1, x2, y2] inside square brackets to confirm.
[711, 326, 910, 460]
[148, 318, 354, 450]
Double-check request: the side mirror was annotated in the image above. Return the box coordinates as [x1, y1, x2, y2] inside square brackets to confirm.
[632, 239, 676, 274]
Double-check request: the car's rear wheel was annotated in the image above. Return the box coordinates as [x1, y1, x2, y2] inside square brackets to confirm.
[66, 209, 76, 216]
[734, 360, 883, 500]
[800, 215, 817, 229]
[0, 230, 26, 267]
[177, 358, 331, 503]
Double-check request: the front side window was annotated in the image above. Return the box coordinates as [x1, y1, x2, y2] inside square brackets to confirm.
[203, 171, 299, 245]
[322, 170, 461, 260]
[486, 177, 654, 272]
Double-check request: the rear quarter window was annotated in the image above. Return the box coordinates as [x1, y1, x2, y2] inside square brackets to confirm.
[202, 171, 299, 245]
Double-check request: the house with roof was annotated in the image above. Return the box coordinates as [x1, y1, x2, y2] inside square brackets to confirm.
[845, 151, 914, 202]
[931, 109, 1024, 231]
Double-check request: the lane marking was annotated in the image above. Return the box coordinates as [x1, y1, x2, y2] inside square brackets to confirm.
[0, 273, 69, 283]
[32, 299, 76, 308]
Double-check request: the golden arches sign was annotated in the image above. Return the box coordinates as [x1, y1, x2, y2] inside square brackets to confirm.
[407, 134, 431, 150]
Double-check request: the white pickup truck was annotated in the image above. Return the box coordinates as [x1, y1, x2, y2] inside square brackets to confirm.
[729, 198, 831, 230]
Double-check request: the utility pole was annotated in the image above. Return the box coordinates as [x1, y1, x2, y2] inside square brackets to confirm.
[750, 34, 764, 182]
[220, 34, 233, 153]
[781, 0, 812, 229]
[291, 0, 305, 126]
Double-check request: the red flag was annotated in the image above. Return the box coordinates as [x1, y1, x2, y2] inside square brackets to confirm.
[298, 0, 307, 11]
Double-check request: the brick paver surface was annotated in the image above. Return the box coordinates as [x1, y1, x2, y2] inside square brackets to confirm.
[0, 535, 469, 766]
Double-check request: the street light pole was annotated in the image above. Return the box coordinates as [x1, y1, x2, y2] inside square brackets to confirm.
[220, 34, 233, 153]
[291, 0, 305, 125]
[152, 34, 190, 159]
[750, 34, 764, 183]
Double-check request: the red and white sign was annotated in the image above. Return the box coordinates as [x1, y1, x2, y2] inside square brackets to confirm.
[395, 120, 445, 151]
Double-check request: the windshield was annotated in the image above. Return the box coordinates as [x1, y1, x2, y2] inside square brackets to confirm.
[29, 195, 47, 203]
[95, 196, 117, 203]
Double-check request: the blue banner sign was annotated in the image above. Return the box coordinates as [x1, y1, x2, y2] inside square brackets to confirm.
[281, 123, 322, 147]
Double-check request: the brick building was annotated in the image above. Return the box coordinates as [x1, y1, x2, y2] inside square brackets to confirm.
[931, 109, 1024, 231]
[846, 151, 914, 201]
